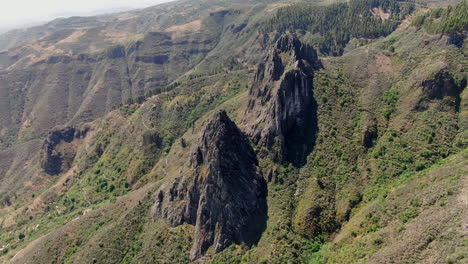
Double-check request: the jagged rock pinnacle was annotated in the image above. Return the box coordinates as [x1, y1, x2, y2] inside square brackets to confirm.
[152, 110, 267, 261]
[243, 33, 321, 165]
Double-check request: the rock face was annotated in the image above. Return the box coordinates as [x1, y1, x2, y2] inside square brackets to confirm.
[415, 69, 466, 111]
[421, 70, 463, 100]
[243, 33, 321, 165]
[40, 125, 90, 175]
[152, 110, 267, 261]
[362, 119, 378, 149]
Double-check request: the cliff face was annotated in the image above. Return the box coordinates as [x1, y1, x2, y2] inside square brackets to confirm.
[421, 70, 464, 102]
[410, 69, 466, 113]
[152, 110, 267, 261]
[40, 124, 91, 175]
[243, 33, 321, 165]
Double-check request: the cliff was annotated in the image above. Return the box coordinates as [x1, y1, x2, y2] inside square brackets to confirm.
[243, 33, 321, 165]
[152, 110, 267, 261]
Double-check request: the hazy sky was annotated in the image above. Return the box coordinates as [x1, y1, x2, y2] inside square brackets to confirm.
[0, 0, 172, 28]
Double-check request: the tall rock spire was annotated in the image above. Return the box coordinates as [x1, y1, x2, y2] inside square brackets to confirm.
[243, 33, 321, 165]
[152, 110, 267, 261]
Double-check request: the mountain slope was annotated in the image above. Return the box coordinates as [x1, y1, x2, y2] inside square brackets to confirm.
[0, 0, 466, 263]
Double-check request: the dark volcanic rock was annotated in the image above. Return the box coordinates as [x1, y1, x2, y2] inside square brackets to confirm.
[46, 55, 73, 64]
[243, 33, 321, 165]
[40, 124, 91, 175]
[446, 32, 467, 48]
[134, 55, 169, 64]
[421, 70, 462, 100]
[362, 118, 378, 149]
[152, 110, 267, 261]
[107, 45, 126, 59]
[415, 69, 466, 112]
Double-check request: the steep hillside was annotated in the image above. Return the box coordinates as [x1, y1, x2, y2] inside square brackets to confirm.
[0, 0, 452, 149]
[0, 0, 466, 263]
[0, 1, 231, 148]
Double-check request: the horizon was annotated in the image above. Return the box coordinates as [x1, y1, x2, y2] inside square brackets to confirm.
[0, 0, 174, 31]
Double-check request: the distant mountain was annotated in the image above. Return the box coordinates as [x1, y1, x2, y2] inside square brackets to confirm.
[0, 1, 174, 36]
[0, 21, 45, 34]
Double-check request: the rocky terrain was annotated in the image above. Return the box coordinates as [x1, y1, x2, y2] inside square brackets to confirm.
[243, 32, 321, 166]
[0, 0, 466, 263]
[152, 110, 267, 261]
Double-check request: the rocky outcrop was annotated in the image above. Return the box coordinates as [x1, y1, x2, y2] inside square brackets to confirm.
[422, 70, 462, 100]
[152, 110, 267, 261]
[446, 31, 467, 48]
[107, 45, 126, 59]
[415, 70, 466, 112]
[362, 116, 378, 149]
[243, 33, 321, 165]
[40, 124, 91, 175]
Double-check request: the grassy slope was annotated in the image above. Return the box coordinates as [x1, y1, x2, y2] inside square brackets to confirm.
[310, 149, 467, 264]
[297, 11, 467, 263]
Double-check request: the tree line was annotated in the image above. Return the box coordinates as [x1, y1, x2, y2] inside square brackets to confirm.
[412, 0, 467, 35]
[261, 0, 415, 55]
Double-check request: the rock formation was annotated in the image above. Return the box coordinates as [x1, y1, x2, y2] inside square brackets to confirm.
[362, 118, 378, 149]
[243, 33, 321, 165]
[415, 69, 466, 111]
[40, 124, 91, 175]
[421, 70, 463, 100]
[152, 110, 267, 261]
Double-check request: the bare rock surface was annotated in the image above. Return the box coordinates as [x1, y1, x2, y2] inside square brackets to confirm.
[243, 33, 321, 165]
[152, 110, 267, 261]
[40, 124, 91, 175]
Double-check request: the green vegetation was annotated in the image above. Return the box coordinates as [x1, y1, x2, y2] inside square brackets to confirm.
[382, 88, 399, 120]
[262, 0, 415, 55]
[412, 0, 468, 35]
[308, 150, 467, 263]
